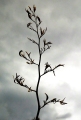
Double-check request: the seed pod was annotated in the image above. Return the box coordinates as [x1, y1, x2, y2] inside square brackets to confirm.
[33, 5, 36, 12]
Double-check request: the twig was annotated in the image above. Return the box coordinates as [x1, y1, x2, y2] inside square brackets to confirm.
[41, 46, 51, 55]
[29, 27, 37, 33]
[27, 37, 38, 45]
[41, 64, 64, 77]
[40, 98, 59, 109]
[13, 74, 36, 92]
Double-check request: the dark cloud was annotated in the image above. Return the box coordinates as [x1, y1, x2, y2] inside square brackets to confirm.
[0, 88, 37, 120]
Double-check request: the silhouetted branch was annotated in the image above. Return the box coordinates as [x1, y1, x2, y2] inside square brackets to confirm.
[27, 37, 38, 45]
[28, 26, 37, 33]
[41, 64, 64, 77]
[40, 98, 59, 109]
[40, 97, 67, 109]
[13, 73, 36, 92]
[40, 45, 51, 55]
[19, 50, 38, 66]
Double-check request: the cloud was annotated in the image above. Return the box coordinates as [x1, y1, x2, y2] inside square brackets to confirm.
[56, 113, 71, 119]
[0, 0, 81, 120]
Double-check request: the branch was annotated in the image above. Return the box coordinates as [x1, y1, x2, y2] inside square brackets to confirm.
[40, 64, 64, 77]
[25, 6, 42, 28]
[40, 69, 52, 77]
[27, 22, 36, 32]
[40, 98, 59, 109]
[19, 50, 38, 66]
[13, 73, 36, 92]
[27, 37, 38, 45]
[25, 8, 36, 24]
[53, 64, 64, 70]
[28, 27, 37, 33]
[40, 45, 51, 55]
[40, 97, 67, 109]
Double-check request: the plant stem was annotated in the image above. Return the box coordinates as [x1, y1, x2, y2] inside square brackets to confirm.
[36, 21, 41, 120]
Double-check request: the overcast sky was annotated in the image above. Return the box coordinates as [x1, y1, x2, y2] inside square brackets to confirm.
[0, 0, 81, 120]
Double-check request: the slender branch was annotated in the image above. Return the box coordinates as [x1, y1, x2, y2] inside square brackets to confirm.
[13, 74, 36, 92]
[40, 64, 64, 77]
[41, 46, 51, 55]
[28, 27, 37, 33]
[27, 37, 38, 45]
[40, 98, 60, 109]
[40, 68, 54, 77]
[15, 82, 36, 92]
[40, 100, 52, 109]
[22, 55, 38, 66]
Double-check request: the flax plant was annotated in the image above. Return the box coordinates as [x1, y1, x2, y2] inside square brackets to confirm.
[13, 5, 67, 120]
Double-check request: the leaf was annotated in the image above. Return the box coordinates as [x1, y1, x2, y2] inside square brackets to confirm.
[26, 62, 31, 64]
[28, 6, 31, 11]
[19, 50, 25, 57]
[37, 16, 41, 24]
[60, 97, 67, 105]
[45, 93, 49, 101]
[27, 22, 32, 27]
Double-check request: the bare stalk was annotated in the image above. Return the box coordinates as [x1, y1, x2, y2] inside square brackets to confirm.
[35, 17, 41, 120]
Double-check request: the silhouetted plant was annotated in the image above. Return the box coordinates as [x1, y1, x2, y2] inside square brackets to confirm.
[13, 5, 67, 120]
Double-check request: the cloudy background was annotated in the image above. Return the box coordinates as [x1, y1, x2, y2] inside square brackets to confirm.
[0, 0, 81, 120]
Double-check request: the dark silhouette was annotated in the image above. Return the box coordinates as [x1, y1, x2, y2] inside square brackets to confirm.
[13, 5, 67, 120]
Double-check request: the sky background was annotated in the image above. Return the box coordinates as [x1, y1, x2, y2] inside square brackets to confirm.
[0, 0, 81, 120]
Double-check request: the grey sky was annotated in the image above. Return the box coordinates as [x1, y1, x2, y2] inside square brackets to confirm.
[0, 0, 81, 120]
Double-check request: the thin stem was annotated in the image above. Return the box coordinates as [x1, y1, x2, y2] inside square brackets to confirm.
[40, 68, 54, 77]
[35, 18, 41, 120]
